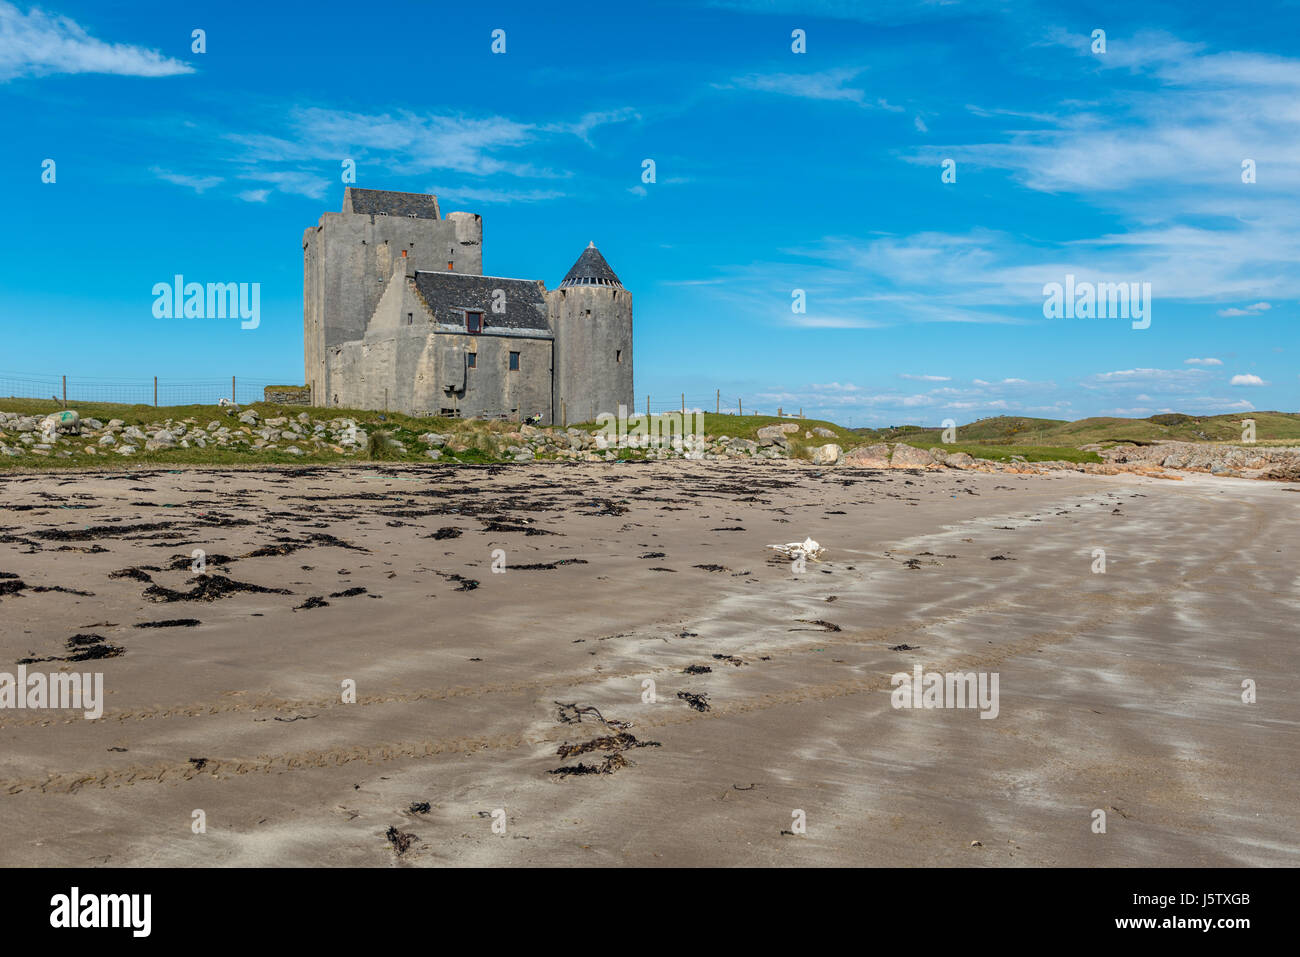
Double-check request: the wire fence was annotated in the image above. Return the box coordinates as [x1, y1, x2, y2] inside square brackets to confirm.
[639, 392, 806, 419]
[0, 372, 281, 407]
[0, 374, 807, 420]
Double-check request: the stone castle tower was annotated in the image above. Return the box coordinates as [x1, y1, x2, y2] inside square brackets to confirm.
[547, 243, 633, 425]
[303, 187, 632, 425]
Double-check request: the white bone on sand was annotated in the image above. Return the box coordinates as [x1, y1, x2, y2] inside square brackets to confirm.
[766, 537, 824, 562]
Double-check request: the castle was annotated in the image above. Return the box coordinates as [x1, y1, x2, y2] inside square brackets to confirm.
[303, 187, 633, 424]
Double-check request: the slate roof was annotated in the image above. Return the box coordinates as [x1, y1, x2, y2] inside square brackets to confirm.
[558, 242, 623, 288]
[413, 272, 550, 333]
[344, 188, 441, 220]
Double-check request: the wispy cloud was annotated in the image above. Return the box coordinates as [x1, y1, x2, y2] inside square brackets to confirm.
[428, 185, 567, 205]
[1230, 373, 1268, 386]
[719, 66, 878, 104]
[1218, 302, 1272, 317]
[0, 2, 194, 80]
[151, 166, 222, 193]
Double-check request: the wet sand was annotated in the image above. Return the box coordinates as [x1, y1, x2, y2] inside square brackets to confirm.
[0, 462, 1296, 866]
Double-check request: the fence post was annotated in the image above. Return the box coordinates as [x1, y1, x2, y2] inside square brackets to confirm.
[645, 395, 649, 418]
[154, 376, 158, 408]
[62, 375, 66, 407]
[716, 389, 720, 415]
[681, 393, 685, 416]
[778, 406, 783, 418]
[232, 376, 236, 404]
[738, 399, 743, 416]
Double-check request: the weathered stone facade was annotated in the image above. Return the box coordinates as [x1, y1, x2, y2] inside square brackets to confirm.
[304, 188, 632, 423]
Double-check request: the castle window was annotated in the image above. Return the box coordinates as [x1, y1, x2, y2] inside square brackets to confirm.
[466, 311, 482, 333]
[616, 350, 622, 363]
[509, 352, 520, 371]
[406, 313, 413, 325]
[467, 352, 477, 368]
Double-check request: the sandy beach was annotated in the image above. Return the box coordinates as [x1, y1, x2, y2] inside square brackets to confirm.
[0, 462, 1296, 867]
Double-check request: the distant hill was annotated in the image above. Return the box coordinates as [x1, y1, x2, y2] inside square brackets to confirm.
[853, 412, 1300, 447]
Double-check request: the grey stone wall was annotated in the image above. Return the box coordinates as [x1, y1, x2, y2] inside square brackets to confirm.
[326, 262, 553, 418]
[547, 285, 633, 425]
[263, 386, 313, 406]
[303, 202, 483, 403]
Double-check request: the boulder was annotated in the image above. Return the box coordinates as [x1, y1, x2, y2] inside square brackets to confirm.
[843, 443, 891, 468]
[811, 443, 841, 465]
[890, 444, 934, 468]
[145, 430, 177, 451]
[944, 452, 975, 468]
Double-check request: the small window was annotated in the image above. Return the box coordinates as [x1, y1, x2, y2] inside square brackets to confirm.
[467, 352, 477, 368]
[466, 311, 482, 333]
[616, 349, 622, 363]
[509, 352, 520, 371]
[406, 313, 413, 325]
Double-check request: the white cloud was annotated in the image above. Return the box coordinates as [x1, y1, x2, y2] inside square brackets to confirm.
[151, 167, 222, 193]
[237, 189, 269, 203]
[1230, 373, 1268, 386]
[1218, 302, 1272, 317]
[899, 373, 950, 381]
[430, 185, 566, 205]
[238, 169, 328, 199]
[0, 2, 194, 80]
[914, 115, 928, 133]
[1184, 357, 1223, 365]
[719, 67, 873, 104]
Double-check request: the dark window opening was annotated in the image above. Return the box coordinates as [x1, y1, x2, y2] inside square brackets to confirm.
[406, 313, 413, 325]
[467, 352, 477, 368]
[509, 351, 520, 371]
[616, 349, 622, 363]
[466, 311, 482, 334]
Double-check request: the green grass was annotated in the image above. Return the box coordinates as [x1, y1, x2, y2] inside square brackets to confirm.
[933, 444, 1103, 464]
[855, 411, 1300, 448]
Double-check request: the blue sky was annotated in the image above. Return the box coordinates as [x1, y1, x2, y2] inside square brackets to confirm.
[1, 0, 1296, 426]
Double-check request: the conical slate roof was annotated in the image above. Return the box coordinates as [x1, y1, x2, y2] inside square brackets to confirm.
[559, 242, 623, 289]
